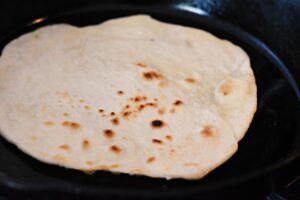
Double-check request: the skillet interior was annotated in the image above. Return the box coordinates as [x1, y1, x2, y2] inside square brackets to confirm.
[0, 5, 299, 198]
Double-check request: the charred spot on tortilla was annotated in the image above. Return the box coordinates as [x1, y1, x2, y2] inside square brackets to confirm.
[147, 156, 156, 163]
[134, 96, 141, 102]
[201, 125, 215, 138]
[165, 135, 173, 141]
[82, 139, 90, 149]
[110, 112, 115, 116]
[62, 121, 80, 130]
[110, 145, 121, 153]
[111, 117, 120, 125]
[173, 100, 183, 106]
[138, 104, 145, 111]
[98, 109, 104, 113]
[143, 71, 162, 80]
[151, 120, 165, 128]
[152, 139, 163, 144]
[103, 129, 115, 138]
[117, 90, 124, 95]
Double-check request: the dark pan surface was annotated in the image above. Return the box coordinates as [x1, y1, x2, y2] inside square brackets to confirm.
[0, 5, 299, 198]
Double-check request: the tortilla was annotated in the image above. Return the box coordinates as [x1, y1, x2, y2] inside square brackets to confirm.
[0, 15, 256, 179]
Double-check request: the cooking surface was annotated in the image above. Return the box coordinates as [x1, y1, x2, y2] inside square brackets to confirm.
[0, 1, 299, 199]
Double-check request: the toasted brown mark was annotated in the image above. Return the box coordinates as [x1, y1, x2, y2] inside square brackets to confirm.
[184, 163, 198, 167]
[62, 121, 80, 129]
[86, 161, 93, 165]
[63, 112, 69, 117]
[185, 78, 196, 84]
[111, 117, 120, 125]
[82, 139, 90, 149]
[110, 145, 121, 153]
[110, 164, 119, 168]
[201, 125, 215, 137]
[146, 102, 157, 107]
[165, 135, 173, 141]
[79, 99, 85, 103]
[136, 62, 147, 68]
[131, 169, 145, 174]
[52, 154, 67, 162]
[143, 71, 162, 80]
[134, 96, 141, 102]
[98, 109, 104, 113]
[151, 120, 165, 128]
[44, 121, 54, 126]
[132, 96, 147, 103]
[158, 81, 165, 88]
[117, 90, 124, 95]
[59, 144, 70, 150]
[31, 136, 37, 141]
[185, 39, 193, 47]
[152, 139, 163, 144]
[97, 165, 109, 170]
[220, 80, 233, 96]
[122, 111, 131, 118]
[110, 112, 115, 116]
[147, 156, 156, 163]
[158, 108, 165, 115]
[173, 100, 183, 106]
[103, 129, 115, 138]
[170, 108, 176, 113]
[138, 105, 145, 110]
[84, 105, 91, 110]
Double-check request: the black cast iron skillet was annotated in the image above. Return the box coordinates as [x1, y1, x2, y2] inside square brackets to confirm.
[0, 4, 300, 199]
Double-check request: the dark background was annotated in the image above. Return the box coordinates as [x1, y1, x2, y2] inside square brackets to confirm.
[0, 0, 299, 199]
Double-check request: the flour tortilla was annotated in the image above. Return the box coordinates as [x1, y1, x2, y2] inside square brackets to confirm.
[0, 15, 256, 179]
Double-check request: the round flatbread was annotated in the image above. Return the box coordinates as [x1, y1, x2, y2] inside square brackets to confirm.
[0, 15, 256, 179]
